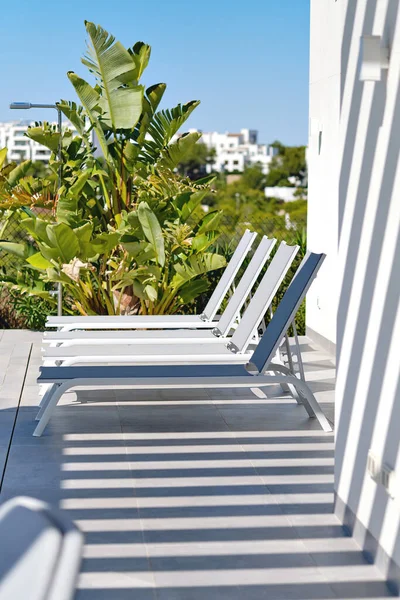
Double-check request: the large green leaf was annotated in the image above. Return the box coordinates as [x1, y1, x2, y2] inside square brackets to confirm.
[67, 73, 101, 114]
[83, 22, 137, 87]
[67, 72, 110, 159]
[56, 170, 93, 225]
[191, 233, 215, 253]
[22, 217, 52, 246]
[129, 42, 151, 81]
[140, 100, 200, 165]
[98, 85, 144, 130]
[178, 278, 210, 304]
[133, 83, 167, 150]
[158, 132, 201, 170]
[27, 252, 53, 270]
[171, 253, 226, 289]
[56, 195, 80, 226]
[58, 100, 87, 136]
[46, 223, 80, 263]
[74, 222, 93, 244]
[137, 202, 165, 267]
[91, 231, 120, 254]
[181, 189, 209, 222]
[132, 280, 145, 300]
[146, 83, 166, 113]
[144, 284, 157, 302]
[121, 240, 156, 265]
[25, 127, 60, 152]
[121, 240, 148, 256]
[69, 170, 92, 198]
[6, 160, 31, 187]
[0, 241, 35, 259]
[0, 148, 7, 170]
[197, 210, 222, 234]
[76, 230, 119, 261]
[82, 22, 144, 130]
[37, 242, 63, 262]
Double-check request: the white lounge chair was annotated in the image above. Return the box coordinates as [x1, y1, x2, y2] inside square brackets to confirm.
[0, 496, 82, 600]
[46, 228, 257, 331]
[41, 241, 299, 367]
[43, 235, 277, 347]
[34, 251, 332, 436]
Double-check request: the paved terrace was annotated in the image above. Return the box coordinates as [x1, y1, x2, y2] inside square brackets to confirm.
[0, 329, 394, 599]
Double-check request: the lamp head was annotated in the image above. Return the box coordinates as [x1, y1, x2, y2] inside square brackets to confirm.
[10, 102, 32, 110]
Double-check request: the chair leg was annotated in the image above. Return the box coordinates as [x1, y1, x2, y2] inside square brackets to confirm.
[291, 320, 306, 382]
[284, 334, 295, 375]
[268, 362, 303, 405]
[39, 360, 54, 397]
[36, 383, 58, 420]
[278, 335, 295, 393]
[294, 378, 333, 432]
[33, 383, 68, 437]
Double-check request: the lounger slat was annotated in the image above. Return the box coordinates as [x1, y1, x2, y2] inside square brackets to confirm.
[43, 329, 222, 344]
[38, 363, 249, 382]
[201, 228, 257, 320]
[251, 252, 326, 373]
[229, 242, 299, 352]
[46, 314, 212, 329]
[43, 342, 238, 359]
[214, 235, 276, 336]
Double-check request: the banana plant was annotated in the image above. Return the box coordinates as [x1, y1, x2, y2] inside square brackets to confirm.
[114, 197, 225, 315]
[0, 193, 225, 315]
[0, 148, 31, 204]
[0, 147, 57, 213]
[0, 22, 227, 317]
[61, 21, 205, 226]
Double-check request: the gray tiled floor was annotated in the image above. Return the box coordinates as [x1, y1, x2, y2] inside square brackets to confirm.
[0, 331, 394, 598]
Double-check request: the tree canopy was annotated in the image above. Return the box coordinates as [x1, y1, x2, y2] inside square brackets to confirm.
[176, 142, 216, 180]
[266, 141, 307, 187]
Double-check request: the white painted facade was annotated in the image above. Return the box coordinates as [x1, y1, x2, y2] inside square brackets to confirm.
[193, 128, 276, 174]
[264, 187, 298, 202]
[306, 0, 341, 347]
[308, 0, 400, 576]
[0, 120, 76, 162]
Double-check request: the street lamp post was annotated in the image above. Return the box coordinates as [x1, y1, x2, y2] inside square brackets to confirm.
[10, 101, 63, 316]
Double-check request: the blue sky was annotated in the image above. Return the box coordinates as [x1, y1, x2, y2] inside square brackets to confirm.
[0, 0, 310, 145]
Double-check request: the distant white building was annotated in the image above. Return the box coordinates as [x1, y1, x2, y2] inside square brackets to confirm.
[264, 187, 298, 202]
[0, 120, 77, 162]
[190, 128, 277, 174]
[1, 121, 275, 175]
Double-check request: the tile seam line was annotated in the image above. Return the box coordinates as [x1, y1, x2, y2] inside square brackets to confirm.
[117, 396, 159, 596]
[0, 342, 32, 494]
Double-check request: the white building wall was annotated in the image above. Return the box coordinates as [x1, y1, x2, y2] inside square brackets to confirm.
[198, 129, 273, 174]
[217, 150, 246, 173]
[240, 128, 258, 144]
[264, 187, 298, 202]
[306, 0, 341, 347]
[309, 0, 400, 577]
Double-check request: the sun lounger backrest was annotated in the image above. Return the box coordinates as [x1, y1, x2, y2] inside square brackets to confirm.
[228, 242, 299, 352]
[250, 252, 326, 373]
[213, 236, 276, 337]
[201, 229, 257, 321]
